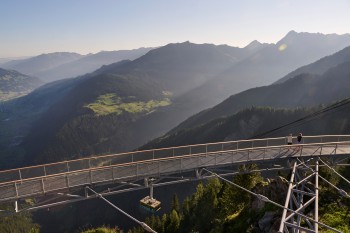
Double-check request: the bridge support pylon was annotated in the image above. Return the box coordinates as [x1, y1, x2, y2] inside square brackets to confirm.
[278, 157, 319, 233]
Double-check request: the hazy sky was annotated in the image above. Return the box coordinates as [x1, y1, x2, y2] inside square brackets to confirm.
[1, 0, 349, 57]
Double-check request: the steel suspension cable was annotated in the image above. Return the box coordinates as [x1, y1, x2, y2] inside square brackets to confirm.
[318, 158, 350, 186]
[251, 98, 350, 139]
[86, 187, 157, 233]
[297, 158, 350, 198]
[202, 168, 342, 233]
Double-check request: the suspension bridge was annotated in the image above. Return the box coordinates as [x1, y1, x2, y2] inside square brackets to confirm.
[0, 135, 350, 233]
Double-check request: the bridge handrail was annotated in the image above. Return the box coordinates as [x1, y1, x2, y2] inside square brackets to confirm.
[1, 134, 348, 173]
[0, 140, 349, 186]
[0, 135, 349, 186]
[0, 135, 288, 172]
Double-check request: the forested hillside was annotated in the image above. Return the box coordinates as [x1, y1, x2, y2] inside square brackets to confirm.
[0, 68, 43, 101]
[142, 102, 350, 149]
[128, 164, 350, 233]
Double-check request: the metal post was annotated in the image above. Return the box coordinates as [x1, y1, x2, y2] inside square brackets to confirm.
[66, 175, 70, 188]
[180, 159, 182, 173]
[85, 187, 89, 198]
[89, 170, 93, 184]
[111, 167, 115, 181]
[18, 169, 22, 181]
[150, 184, 154, 200]
[296, 171, 305, 232]
[41, 178, 45, 193]
[136, 164, 139, 178]
[279, 161, 297, 233]
[15, 200, 18, 213]
[315, 158, 319, 233]
[44, 165, 47, 176]
[14, 182, 19, 198]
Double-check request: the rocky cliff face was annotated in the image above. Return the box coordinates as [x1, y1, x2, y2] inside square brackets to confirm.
[251, 176, 289, 233]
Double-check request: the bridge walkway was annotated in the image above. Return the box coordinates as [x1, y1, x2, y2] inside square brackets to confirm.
[0, 135, 349, 203]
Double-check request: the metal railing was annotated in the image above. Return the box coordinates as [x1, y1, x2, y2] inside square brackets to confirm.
[0, 141, 349, 203]
[0, 135, 349, 184]
[0, 135, 349, 203]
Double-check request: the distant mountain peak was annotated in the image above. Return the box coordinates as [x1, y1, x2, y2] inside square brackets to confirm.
[286, 30, 298, 36]
[244, 40, 262, 49]
[276, 30, 350, 46]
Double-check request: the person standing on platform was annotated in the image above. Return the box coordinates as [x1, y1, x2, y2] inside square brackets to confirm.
[297, 133, 303, 151]
[297, 133, 303, 144]
[287, 134, 293, 145]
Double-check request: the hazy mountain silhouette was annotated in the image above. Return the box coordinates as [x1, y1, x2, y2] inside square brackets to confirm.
[15, 42, 262, 165]
[33, 48, 153, 82]
[178, 31, 350, 110]
[275, 45, 350, 84]
[142, 60, 350, 149]
[0, 48, 153, 83]
[1, 52, 83, 78]
[0, 68, 43, 101]
[169, 45, 350, 133]
[92, 41, 266, 96]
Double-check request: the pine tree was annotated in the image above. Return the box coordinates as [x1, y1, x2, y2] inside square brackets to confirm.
[171, 194, 180, 213]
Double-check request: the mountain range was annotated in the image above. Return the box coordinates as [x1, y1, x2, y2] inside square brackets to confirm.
[0, 68, 43, 101]
[16, 41, 261, 165]
[168, 45, 350, 134]
[1, 31, 350, 168]
[175, 31, 350, 110]
[0, 48, 153, 83]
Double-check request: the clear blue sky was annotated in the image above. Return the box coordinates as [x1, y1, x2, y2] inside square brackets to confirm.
[1, 0, 349, 57]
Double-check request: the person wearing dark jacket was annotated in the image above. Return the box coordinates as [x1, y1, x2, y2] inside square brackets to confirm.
[296, 133, 303, 151]
[297, 133, 302, 144]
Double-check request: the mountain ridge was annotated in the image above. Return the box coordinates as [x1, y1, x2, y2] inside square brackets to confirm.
[0, 68, 43, 101]
[0, 48, 153, 83]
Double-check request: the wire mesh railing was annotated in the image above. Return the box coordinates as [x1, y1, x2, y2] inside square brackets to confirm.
[0, 139, 350, 202]
[0, 135, 349, 184]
